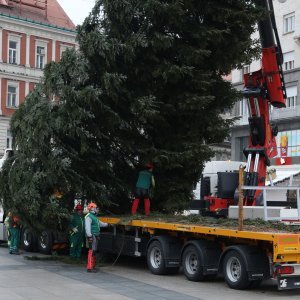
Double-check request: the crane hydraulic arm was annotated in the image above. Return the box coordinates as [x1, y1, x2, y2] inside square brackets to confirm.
[243, 0, 286, 205]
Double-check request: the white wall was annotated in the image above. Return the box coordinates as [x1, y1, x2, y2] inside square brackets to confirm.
[0, 118, 10, 157]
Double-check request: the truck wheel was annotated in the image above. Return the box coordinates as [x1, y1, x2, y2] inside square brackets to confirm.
[182, 245, 205, 281]
[38, 231, 53, 254]
[147, 241, 168, 275]
[21, 228, 36, 252]
[223, 250, 250, 289]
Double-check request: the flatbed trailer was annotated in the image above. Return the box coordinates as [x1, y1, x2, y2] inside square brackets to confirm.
[99, 217, 300, 291]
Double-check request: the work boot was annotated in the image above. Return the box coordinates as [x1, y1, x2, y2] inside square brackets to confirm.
[87, 268, 98, 273]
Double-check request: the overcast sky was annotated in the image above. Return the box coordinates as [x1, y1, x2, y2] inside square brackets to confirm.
[57, 0, 96, 25]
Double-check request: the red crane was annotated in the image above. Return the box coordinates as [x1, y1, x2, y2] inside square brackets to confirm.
[243, 0, 286, 205]
[196, 0, 287, 216]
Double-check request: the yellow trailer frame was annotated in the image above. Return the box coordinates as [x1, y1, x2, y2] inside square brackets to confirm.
[99, 217, 300, 290]
[101, 217, 300, 264]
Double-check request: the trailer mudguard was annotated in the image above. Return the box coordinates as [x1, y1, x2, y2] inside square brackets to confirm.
[220, 245, 270, 281]
[182, 240, 221, 275]
[147, 235, 181, 268]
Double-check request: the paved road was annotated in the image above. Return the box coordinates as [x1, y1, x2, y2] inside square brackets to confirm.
[0, 245, 300, 300]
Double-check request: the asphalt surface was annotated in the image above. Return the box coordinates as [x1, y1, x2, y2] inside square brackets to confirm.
[0, 245, 300, 299]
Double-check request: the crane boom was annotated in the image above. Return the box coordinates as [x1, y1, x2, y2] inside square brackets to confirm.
[243, 0, 286, 205]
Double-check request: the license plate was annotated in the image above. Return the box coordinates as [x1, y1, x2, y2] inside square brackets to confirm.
[278, 276, 300, 290]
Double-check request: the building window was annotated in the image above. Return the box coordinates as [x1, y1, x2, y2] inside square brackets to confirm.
[60, 44, 72, 59]
[238, 136, 249, 161]
[6, 129, 12, 149]
[286, 96, 297, 108]
[36, 45, 46, 69]
[286, 86, 297, 108]
[239, 98, 249, 117]
[8, 40, 18, 64]
[283, 51, 295, 71]
[283, 13, 295, 34]
[276, 130, 300, 157]
[240, 65, 250, 81]
[7, 83, 18, 108]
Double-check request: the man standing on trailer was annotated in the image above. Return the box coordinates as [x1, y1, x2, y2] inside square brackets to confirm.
[131, 162, 155, 216]
[69, 204, 85, 259]
[85, 202, 109, 272]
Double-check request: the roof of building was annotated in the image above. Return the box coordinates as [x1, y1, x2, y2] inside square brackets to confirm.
[0, 0, 75, 31]
[266, 165, 300, 186]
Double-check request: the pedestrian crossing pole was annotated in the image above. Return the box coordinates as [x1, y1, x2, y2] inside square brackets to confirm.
[238, 165, 244, 231]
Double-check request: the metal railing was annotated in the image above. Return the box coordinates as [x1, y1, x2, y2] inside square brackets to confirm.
[233, 105, 300, 126]
[242, 185, 300, 221]
[271, 105, 300, 120]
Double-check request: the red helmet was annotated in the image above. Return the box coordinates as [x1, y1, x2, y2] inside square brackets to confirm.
[146, 162, 154, 169]
[87, 202, 97, 211]
[75, 204, 83, 211]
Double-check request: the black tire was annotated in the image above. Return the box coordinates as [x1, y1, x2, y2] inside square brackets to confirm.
[182, 245, 205, 281]
[223, 250, 250, 289]
[21, 228, 36, 252]
[147, 241, 168, 275]
[38, 231, 53, 254]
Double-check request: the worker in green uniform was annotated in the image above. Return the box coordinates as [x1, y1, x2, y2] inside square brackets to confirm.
[69, 204, 85, 259]
[5, 213, 20, 254]
[131, 162, 155, 216]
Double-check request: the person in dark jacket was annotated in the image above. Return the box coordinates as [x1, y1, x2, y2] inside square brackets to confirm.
[131, 163, 155, 216]
[69, 204, 85, 259]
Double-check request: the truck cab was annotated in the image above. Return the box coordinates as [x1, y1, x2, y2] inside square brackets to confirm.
[190, 161, 245, 216]
[193, 161, 245, 200]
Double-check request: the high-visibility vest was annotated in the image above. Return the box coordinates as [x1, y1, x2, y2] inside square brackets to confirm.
[85, 212, 100, 235]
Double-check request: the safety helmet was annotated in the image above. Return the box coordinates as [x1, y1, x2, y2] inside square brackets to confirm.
[87, 202, 97, 211]
[146, 162, 154, 170]
[75, 204, 83, 211]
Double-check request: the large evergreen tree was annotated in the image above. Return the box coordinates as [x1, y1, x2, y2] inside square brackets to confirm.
[0, 0, 262, 229]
